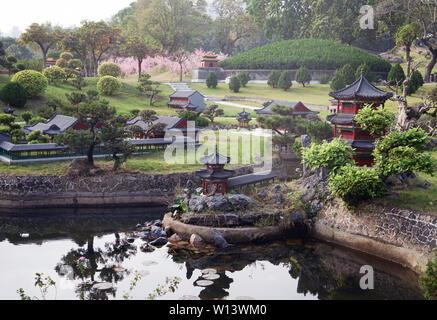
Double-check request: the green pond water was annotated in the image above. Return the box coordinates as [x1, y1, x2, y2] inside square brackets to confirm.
[0, 208, 425, 300]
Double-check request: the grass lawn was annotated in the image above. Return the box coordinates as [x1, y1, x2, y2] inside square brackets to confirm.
[0, 74, 178, 117]
[190, 83, 333, 106]
[378, 150, 437, 215]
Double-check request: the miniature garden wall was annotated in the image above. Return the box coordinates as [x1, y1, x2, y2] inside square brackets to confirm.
[0, 166, 254, 209]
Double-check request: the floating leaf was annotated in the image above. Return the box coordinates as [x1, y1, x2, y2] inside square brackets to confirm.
[201, 268, 217, 275]
[112, 267, 125, 272]
[92, 282, 113, 291]
[142, 261, 158, 267]
[138, 270, 151, 277]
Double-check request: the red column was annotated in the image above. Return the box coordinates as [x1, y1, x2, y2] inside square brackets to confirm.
[353, 128, 356, 140]
[334, 125, 337, 138]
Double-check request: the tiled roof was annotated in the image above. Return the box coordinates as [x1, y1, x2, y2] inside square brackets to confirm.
[329, 70, 393, 101]
[23, 114, 77, 135]
[199, 145, 231, 165]
[126, 116, 182, 132]
[256, 101, 317, 116]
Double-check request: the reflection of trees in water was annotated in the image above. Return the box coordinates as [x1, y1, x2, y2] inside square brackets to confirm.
[55, 233, 137, 300]
[168, 240, 424, 300]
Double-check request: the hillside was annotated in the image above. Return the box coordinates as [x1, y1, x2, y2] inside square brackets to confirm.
[219, 39, 392, 72]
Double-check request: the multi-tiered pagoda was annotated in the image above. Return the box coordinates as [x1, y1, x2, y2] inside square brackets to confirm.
[196, 146, 235, 195]
[237, 109, 252, 128]
[327, 69, 393, 166]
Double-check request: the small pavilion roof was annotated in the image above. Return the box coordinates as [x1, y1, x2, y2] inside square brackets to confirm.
[327, 114, 355, 125]
[199, 145, 231, 165]
[329, 69, 393, 101]
[23, 114, 78, 135]
[238, 109, 251, 117]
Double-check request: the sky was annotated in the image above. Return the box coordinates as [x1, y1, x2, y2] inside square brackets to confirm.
[0, 0, 136, 37]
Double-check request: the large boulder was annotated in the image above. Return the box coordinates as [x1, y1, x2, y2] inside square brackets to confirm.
[206, 195, 231, 212]
[212, 229, 229, 249]
[227, 194, 253, 210]
[189, 195, 208, 212]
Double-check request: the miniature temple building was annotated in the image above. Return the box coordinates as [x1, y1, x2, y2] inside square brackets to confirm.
[237, 109, 252, 128]
[196, 146, 236, 195]
[327, 69, 393, 166]
[168, 90, 207, 114]
[201, 52, 219, 68]
[256, 101, 318, 118]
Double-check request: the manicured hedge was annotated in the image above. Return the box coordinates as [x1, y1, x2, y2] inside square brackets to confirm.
[219, 39, 391, 72]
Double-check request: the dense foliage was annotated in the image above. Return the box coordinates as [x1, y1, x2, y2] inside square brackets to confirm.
[229, 76, 241, 93]
[11, 70, 48, 97]
[97, 76, 122, 96]
[219, 39, 391, 72]
[329, 165, 385, 205]
[206, 72, 218, 89]
[354, 106, 395, 139]
[97, 62, 122, 78]
[267, 70, 281, 88]
[387, 63, 406, 87]
[237, 72, 250, 87]
[295, 66, 311, 87]
[43, 66, 67, 85]
[319, 74, 331, 84]
[278, 71, 292, 91]
[0, 82, 28, 108]
[419, 251, 437, 300]
[407, 70, 424, 95]
[330, 64, 355, 91]
[302, 138, 354, 173]
[373, 128, 435, 179]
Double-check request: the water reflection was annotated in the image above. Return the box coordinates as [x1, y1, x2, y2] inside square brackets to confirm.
[0, 210, 425, 300]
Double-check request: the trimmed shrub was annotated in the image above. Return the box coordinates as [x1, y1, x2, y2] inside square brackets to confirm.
[21, 111, 33, 124]
[11, 70, 48, 97]
[278, 71, 292, 91]
[97, 76, 122, 96]
[355, 63, 374, 82]
[305, 121, 334, 143]
[28, 116, 47, 126]
[206, 72, 218, 89]
[408, 70, 424, 95]
[98, 62, 122, 78]
[295, 66, 312, 87]
[0, 82, 28, 108]
[319, 74, 331, 84]
[16, 59, 44, 72]
[302, 138, 354, 173]
[195, 117, 210, 127]
[229, 76, 241, 93]
[329, 165, 385, 205]
[330, 64, 355, 91]
[43, 66, 67, 85]
[237, 72, 250, 87]
[268, 70, 281, 88]
[219, 39, 391, 72]
[388, 63, 406, 86]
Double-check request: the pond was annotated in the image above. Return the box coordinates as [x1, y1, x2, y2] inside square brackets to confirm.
[0, 208, 425, 300]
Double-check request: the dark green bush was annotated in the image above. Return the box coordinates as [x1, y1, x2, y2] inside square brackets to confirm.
[267, 71, 281, 88]
[237, 72, 250, 87]
[330, 64, 356, 91]
[295, 66, 312, 87]
[219, 39, 391, 72]
[206, 72, 218, 89]
[278, 71, 292, 91]
[0, 82, 28, 108]
[387, 63, 406, 86]
[195, 117, 210, 127]
[407, 70, 424, 95]
[229, 76, 241, 93]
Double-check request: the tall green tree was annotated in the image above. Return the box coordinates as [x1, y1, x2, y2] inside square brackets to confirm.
[212, 0, 259, 55]
[19, 23, 64, 68]
[136, 0, 210, 82]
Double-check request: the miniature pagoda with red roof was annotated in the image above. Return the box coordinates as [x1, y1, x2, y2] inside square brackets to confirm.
[237, 109, 252, 128]
[196, 145, 236, 195]
[201, 52, 219, 68]
[327, 69, 393, 166]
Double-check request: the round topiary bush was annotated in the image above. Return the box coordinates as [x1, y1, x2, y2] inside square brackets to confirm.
[206, 72, 218, 89]
[0, 82, 28, 108]
[98, 62, 122, 78]
[387, 63, 406, 86]
[43, 66, 67, 84]
[97, 76, 122, 96]
[11, 70, 48, 97]
[229, 76, 241, 93]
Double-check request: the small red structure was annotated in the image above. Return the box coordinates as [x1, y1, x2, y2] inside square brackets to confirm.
[196, 146, 236, 195]
[237, 109, 252, 128]
[327, 69, 393, 166]
[201, 52, 219, 68]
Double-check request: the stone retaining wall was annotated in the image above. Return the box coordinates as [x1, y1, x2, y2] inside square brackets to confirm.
[313, 201, 437, 271]
[0, 166, 254, 209]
